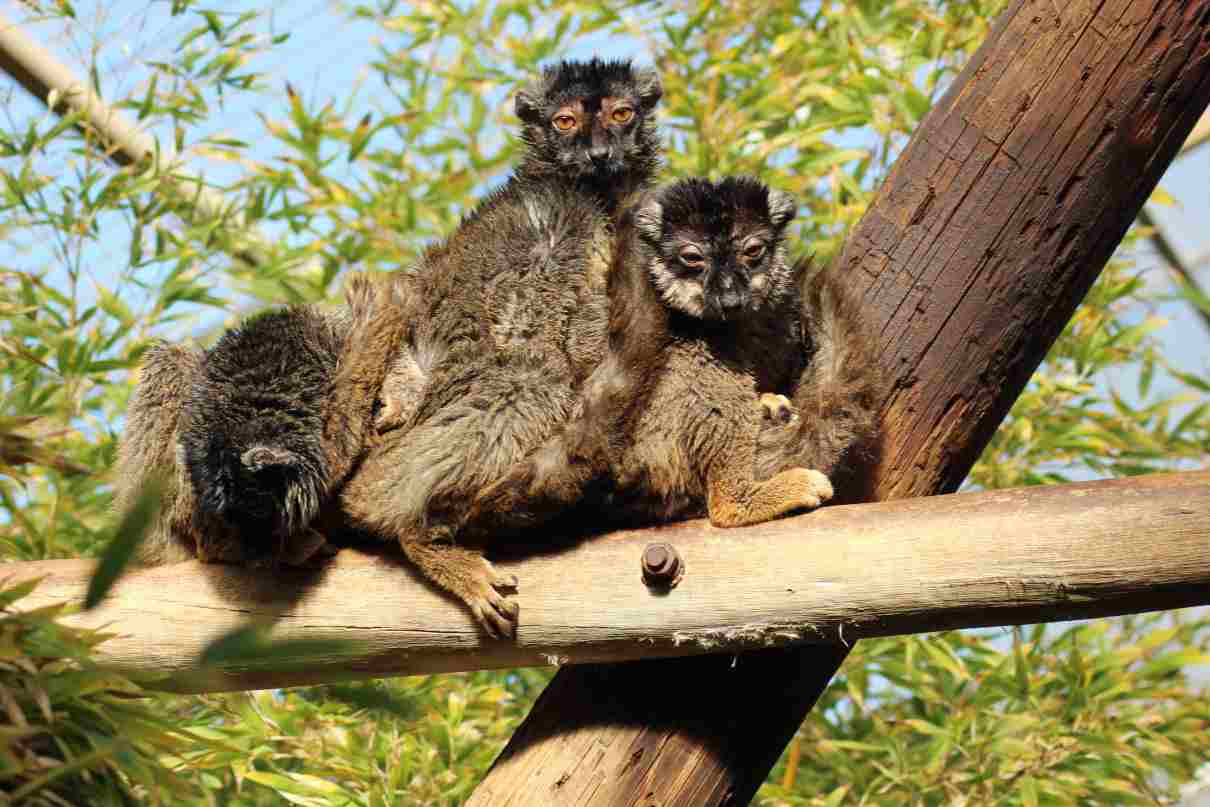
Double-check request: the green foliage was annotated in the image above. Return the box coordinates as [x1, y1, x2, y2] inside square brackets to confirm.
[0, 573, 549, 804]
[1, 0, 1208, 804]
[0, 577, 210, 804]
[762, 620, 1210, 805]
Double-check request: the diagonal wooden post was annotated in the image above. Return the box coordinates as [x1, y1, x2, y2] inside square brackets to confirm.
[467, 1, 1210, 803]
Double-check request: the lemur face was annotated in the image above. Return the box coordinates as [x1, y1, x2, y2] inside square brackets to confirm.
[515, 58, 662, 187]
[635, 176, 798, 321]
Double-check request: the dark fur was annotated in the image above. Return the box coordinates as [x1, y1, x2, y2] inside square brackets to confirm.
[514, 57, 662, 210]
[470, 176, 878, 532]
[339, 60, 665, 638]
[180, 305, 346, 547]
[117, 275, 406, 566]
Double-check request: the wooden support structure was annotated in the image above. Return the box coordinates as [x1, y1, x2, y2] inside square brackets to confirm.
[7, 471, 1207, 693]
[467, 1, 1210, 804]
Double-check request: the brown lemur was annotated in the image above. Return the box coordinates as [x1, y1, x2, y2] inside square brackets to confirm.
[468, 175, 880, 532]
[336, 59, 664, 638]
[114, 274, 408, 566]
[116, 58, 659, 572]
[374, 57, 662, 433]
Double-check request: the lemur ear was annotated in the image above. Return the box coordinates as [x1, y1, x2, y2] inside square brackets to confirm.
[514, 84, 545, 123]
[767, 189, 799, 229]
[632, 66, 663, 111]
[633, 193, 664, 243]
[241, 445, 301, 473]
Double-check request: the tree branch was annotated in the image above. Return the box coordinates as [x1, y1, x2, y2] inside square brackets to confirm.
[0, 11, 316, 274]
[1137, 206, 1210, 335]
[6, 471, 1209, 693]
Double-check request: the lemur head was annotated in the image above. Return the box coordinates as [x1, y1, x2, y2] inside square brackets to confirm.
[515, 58, 662, 199]
[634, 176, 799, 322]
[180, 307, 333, 543]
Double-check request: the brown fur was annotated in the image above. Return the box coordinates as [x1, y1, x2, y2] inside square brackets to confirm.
[468, 178, 847, 533]
[116, 274, 405, 567]
[753, 261, 883, 485]
[603, 254, 879, 525]
[336, 185, 613, 639]
[117, 343, 208, 566]
[334, 60, 664, 638]
[460, 206, 671, 530]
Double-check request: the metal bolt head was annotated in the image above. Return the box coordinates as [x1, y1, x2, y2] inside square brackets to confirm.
[641, 542, 683, 588]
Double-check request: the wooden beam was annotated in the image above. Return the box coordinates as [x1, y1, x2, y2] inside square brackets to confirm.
[468, 1, 1210, 804]
[6, 471, 1210, 693]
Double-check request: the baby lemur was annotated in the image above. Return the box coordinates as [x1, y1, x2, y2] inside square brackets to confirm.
[115, 274, 407, 566]
[469, 176, 877, 534]
[337, 60, 664, 638]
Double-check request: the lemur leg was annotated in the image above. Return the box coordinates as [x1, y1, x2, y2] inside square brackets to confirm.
[399, 529, 519, 639]
[340, 349, 572, 638]
[705, 405, 833, 529]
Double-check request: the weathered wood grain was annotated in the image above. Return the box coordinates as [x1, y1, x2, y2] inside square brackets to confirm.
[5, 471, 1209, 693]
[469, 1, 1210, 804]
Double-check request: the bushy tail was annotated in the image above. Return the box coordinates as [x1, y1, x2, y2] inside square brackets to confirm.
[117, 343, 207, 565]
[322, 273, 411, 484]
[756, 258, 882, 484]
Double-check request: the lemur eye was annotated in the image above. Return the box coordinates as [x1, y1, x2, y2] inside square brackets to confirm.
[743, 241, 767, 260]
[611, 106, 635, 124]
[552, 114, 577, 132]
[679, 247, 705, 271]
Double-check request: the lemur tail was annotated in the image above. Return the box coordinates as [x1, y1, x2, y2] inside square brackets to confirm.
[757, 257, 882, 483]
[321, 273, 411, 484]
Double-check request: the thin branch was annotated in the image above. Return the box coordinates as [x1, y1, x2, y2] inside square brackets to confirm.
[1138, 207, 1210, 335]
[8, 471, 1210, 693]
[0, 12, 315, 274]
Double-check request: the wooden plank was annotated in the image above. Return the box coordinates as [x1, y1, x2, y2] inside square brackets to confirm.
[5, 471, 1209, 693]
[467, 0, 1210, 804]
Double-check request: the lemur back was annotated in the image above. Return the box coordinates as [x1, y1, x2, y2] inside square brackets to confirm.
[118, 275, 405, 567]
